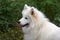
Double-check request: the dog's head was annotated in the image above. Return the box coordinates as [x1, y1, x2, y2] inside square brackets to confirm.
[18, 4, 34, 27]
[18, 4, 46, 27]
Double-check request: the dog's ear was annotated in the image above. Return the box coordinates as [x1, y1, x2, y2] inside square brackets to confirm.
[31, 8, 34, 15]
[24, 4, 28, 9]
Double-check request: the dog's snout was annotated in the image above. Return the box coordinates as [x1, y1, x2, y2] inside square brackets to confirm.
[17, 21, 20, 24]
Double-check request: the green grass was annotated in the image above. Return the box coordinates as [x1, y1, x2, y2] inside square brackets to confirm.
[0, 27, 23, 40]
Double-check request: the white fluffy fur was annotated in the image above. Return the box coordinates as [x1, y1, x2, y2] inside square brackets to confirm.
[19, 4, 60, 40]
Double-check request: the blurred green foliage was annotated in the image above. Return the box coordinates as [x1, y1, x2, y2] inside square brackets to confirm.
[0, 0, 60, 40]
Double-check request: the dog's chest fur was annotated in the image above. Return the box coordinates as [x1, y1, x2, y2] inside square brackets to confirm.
[22, 22, 60, 40]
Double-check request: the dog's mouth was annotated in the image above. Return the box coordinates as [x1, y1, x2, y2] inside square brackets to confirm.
[20, 23, 29, 27]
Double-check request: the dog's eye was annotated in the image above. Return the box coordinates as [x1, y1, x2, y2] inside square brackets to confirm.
[25, 17, 28, 19]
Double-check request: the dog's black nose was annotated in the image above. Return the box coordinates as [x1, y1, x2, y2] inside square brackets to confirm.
[17, 21, 20, 24]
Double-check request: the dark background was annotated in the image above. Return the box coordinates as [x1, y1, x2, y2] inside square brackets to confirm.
[0, 0, 60, 40]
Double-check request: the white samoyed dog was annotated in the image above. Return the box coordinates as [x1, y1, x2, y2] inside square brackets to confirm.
[18, 4, 60, 40]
